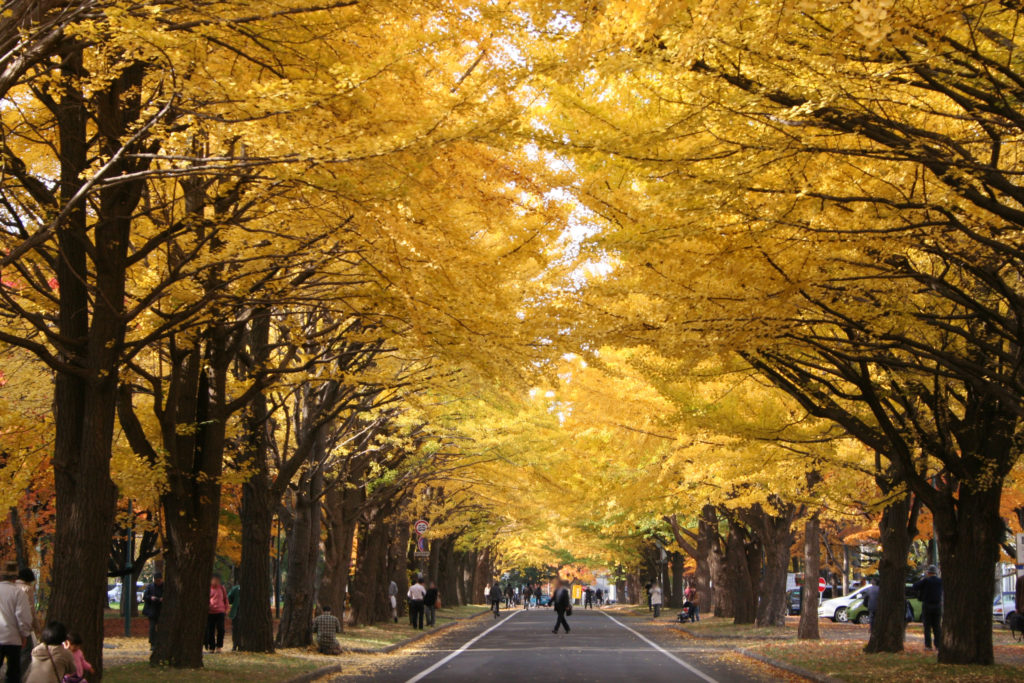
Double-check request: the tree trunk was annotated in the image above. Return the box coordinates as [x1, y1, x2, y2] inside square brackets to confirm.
[751, 504, 795, 627]
[277, 472, 323, 646]
[865, 493, 916, 653]
[698, 506, 720, 615]
[151, 342, 229, 668]
[626, 571, 640, 605]
[350, 516, 391, 625]
[471, 548, 489, 603]
[725, 518, 758, 624]
[389, 521, 410, 617]
[798, 515, 820, 640]
[237, 473, 274, 652]
[437, 538, 459, 607]
[320, 484, 361, 625]
[933, 486, 1003, 664]
[670, 552, 684, 608]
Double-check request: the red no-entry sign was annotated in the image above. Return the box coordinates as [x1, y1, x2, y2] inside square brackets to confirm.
[818, 577, 826, 593]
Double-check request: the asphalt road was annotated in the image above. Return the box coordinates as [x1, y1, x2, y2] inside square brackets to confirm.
[332, 608, 772, 682]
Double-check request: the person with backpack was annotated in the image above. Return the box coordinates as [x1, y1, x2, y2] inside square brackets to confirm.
[550, 579, 571, 634]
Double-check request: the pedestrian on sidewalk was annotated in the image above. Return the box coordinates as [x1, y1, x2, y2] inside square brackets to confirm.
[142, 573, 164, 650]
[650, 582, 663, 618]
[312, 606, 342, 655]
[424, 581, 439, 627]
[490, 580, 503, 618]
[16, 568, 39, 675]
[408, 577, 427, 630]
[228, 581, 240, 651]
[0, 561, 32, 683]
[683, 584, 700, 621]
[388, 580, 399, 624]
[913, 565, 943, 652]
[205, 574, 228, 653]
[551, 579, 571, 634]
[863, 578, 880, 629]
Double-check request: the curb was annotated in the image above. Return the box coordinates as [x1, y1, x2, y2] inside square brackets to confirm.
[284, 610, 490, 683]
[737, 647, 844, 683]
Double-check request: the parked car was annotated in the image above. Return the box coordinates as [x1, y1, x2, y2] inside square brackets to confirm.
[993, 591, 1018, 626]
[847, 585, 922, 624]
[818, 585, 870, 623]
[787, 586, 835, 615]
[106, 582, 144, 604]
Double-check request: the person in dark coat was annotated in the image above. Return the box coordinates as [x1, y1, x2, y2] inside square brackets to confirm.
[490, 581, 503, 618]
[141, 573, 164, 650]
[551, 579, 571, 634]
[863, 578, 880, 628]
[913, 565, 943, 651]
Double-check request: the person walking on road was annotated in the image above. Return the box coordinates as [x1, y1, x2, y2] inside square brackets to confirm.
[490, 580, 503, 618]
[142, 573, 164, 650]
[551, 579, 571, 634]
[205, 574, 229, 653]
[650, 582, 663, 619]
[533, 584, 542, 608]
[312, 606, 342, 654]
[914, 565, 943, 651]
[523, 584, 531, 610]
[596, 587, 604, 606]
[388, 580, 399, 623]
[0, 561, 32, 683]
[408, 577, 427, 630]
[424, 581, 439, 627]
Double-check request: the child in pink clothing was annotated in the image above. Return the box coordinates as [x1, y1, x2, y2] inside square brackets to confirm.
[66, 632, 93, 678]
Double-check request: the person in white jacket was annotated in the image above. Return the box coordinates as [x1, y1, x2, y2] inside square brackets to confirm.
[650, 582, 663, 619]
[0, 561, 33, 683]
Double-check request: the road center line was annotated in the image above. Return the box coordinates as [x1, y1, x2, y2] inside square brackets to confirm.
[602, 612, 719, 683]
[404, 610, 520, 683]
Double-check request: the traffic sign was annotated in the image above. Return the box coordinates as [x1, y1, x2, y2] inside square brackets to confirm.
[818, 577, 826, 593]
[414, 520, 429, 535]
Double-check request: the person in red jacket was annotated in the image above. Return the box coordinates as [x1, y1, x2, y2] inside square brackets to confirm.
[205, 574, 229, 653]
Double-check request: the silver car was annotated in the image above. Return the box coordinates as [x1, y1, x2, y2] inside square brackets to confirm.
[993, 590, 1018, 625]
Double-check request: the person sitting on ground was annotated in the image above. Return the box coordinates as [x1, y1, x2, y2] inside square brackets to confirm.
[65, 632, 93, 681]
[25, 621, 75, 683]
[312, 606, 342, 655]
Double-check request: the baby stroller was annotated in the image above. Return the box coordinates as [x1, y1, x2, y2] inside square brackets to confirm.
[677, 603, 698, 623]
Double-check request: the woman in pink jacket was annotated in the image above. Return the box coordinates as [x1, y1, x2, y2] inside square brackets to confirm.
[205, 575, 229, 653]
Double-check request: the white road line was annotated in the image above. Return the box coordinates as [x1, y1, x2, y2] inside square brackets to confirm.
[404, 610, 520, 683]
[602, 612, 719, 683]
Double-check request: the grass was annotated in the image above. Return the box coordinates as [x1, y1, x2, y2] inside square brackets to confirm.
[750, 640, 1024, 682]
[103, 652, 321, 683]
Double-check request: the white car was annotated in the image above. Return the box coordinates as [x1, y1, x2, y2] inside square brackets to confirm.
[993, 591, 1017, 625]
[817, 585, 869, 623]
